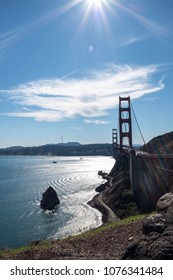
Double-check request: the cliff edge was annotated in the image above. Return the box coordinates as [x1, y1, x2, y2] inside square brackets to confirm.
[90, 131, 173, 220]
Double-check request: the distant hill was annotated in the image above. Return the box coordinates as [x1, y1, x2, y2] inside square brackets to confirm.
[57, 142, 82, 147]
[4, 146, 24, 151]
[0, 143, 112, 156]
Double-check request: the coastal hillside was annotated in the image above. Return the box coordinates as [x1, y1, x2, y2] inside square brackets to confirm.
[0, 215, 145, 260]
[101, 154, 138, 218]
[142, 131, 173, 153]
[94, 131, 173, 219]
[1, 132, 173, 260]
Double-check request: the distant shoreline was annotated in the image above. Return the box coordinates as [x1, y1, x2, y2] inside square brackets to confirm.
[0, 143, 112, 157]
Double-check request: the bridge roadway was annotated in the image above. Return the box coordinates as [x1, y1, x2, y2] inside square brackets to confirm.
[117, 145, 173, 158]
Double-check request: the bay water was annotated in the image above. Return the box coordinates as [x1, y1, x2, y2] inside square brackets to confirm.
[0, 156, 115, 249]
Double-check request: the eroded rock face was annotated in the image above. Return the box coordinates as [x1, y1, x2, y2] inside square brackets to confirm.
[157, 192, 173, 223]
[40, 186, 60, 210]
[102, 153, 138, 219]
[122, 192, 173, 260]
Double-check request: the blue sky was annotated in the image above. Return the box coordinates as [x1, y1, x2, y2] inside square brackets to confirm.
[0, 0, 173, 148]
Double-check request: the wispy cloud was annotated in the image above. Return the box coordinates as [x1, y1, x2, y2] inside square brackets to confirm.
[0, 64, 164, 122]
[144, 96, 159, 102]
[70, 126, 83, 130]
[84, 119, 109, 125]
[118, 35, 145, 47]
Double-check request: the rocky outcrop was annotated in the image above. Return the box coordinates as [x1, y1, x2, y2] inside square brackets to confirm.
[90, 132, 173, 220]
[122, 192, 173, 260]
[156, 192, 173, 223]
[101, 153, 139, 219]
[141, 131, 173, 154]
[89, 153, 139, 220]
[40, 186, 60, 210]
[95, 183, 108, 193]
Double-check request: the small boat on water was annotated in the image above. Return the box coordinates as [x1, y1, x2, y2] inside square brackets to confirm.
[52, 161, 57, 164]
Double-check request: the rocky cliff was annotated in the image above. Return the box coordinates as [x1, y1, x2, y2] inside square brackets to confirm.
[102, 153, 138, 219]
[142, 131, 173, 154]
[91, 131, 173, 220]
[122, 192, 173, 260]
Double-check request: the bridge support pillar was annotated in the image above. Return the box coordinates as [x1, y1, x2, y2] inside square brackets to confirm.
[119, 96, 132, 153]
[130, 149, 138, 195]
[112, 128, 118, 159]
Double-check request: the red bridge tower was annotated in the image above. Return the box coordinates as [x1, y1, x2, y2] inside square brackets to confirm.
[119, 96, 132, 153]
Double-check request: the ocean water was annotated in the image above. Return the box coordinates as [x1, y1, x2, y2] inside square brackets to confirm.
[0, 156, 115, 249]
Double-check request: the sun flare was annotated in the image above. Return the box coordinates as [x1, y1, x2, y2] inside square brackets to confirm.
[52, 0, 116, 42]
[87, 0, 106, 10]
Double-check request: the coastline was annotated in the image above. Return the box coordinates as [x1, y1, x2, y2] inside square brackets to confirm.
[88, 192, 118, 223]
[0, 216, 144, 260]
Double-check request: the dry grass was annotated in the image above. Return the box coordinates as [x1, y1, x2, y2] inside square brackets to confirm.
[0, 214, 147, 260]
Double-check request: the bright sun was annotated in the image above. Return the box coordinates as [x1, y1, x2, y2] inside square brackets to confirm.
[87, 0, 105, 10]
[61, 0, 113, 39]
[81, 0, 113, 39]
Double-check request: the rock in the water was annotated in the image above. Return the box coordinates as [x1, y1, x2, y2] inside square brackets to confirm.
[40, 186, 60, 210]
[95, 183, 108, 192]
[122, 192, 173, 260]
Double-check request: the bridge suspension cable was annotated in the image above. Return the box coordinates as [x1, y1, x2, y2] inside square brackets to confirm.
[130, 100, 149, 152]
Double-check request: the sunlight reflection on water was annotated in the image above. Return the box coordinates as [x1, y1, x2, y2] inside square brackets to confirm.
[0, 156, 115, 249]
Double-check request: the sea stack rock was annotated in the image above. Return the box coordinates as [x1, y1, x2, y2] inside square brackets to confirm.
[40, 186, 60, 210]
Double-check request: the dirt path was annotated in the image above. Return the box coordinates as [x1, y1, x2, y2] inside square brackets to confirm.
[96, 192, 118, 222]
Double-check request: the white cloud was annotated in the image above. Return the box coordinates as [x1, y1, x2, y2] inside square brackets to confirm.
[84, 119, 109, 125]
[0, 64, 164, 122]
[70, 126, 83, 130]
[144, 96, 159, 102]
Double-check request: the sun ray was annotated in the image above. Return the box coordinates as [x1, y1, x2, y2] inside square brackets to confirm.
[75, 0, 114, 38]
[87, 0, 103, 10]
